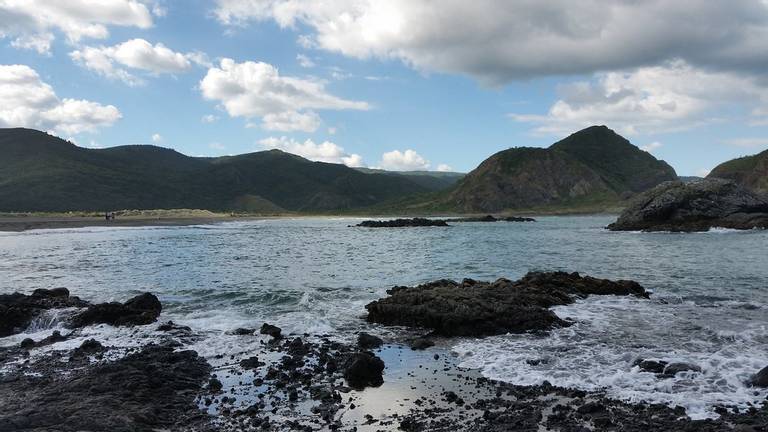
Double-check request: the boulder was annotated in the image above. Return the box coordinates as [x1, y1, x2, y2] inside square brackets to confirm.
[662, 363, 702, 376]
[343, 352, 385, 389]
[608, 178, 768, 232]
[635, 359, 668, 374]
[748, 366, 768, 387]
[0, 288, 89, 337]
[357, 333, 383, 349]
[355, 218, 449, 228]
[366, 271, 648, 337]
[260, 323, 282, 339]
[68, 293, 162, 328]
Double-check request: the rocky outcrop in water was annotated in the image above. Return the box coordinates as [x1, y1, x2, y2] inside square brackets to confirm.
[365, 271, 648, 337]
[0, 343, 211, 432]
[608, 178, 768, 232]
[355, 218, 449, 228]
[750, 366, 768, 387]
[447, 215, 536, 222]
[0, 288, 88, 337]
[68, 292, 162, 328]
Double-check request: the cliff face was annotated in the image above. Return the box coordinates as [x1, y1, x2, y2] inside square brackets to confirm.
[708, 149, 768, 195]
[444, 126, 678, 212]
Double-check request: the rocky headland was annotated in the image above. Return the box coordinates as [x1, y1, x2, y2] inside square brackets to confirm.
[607, 178, 768, 232]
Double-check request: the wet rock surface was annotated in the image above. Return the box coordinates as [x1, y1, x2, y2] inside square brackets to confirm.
[68, 292, 162, 328]
[0, 288, 88, 337]
[366, 271, 648, 337]
[608, 178, 768, 232]
[751, 366, 768, 388]
[0, 342, 211, 432]
[355, 218, 449, 228]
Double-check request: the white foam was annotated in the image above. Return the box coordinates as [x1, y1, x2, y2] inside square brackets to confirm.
[453, 296, 768, 419]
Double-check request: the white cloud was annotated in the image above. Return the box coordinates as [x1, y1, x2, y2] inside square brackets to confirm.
[379, 149, 430, 171]
[199, 58, 368, 132]
[151, 133, 162, 143]
[641, 142, 663, 153]
[510, 61, 768, 136]
[724, 138, 768, 148]
[258, 136, 364, 167]
[436, 163, 452, 172]
[296, 53, 314, 68]
[209, 142, 225, 150]
[0, 64, 121, 135]
[0, 0, 154, 54]
[70, 38, 207, 85]
[201, 114, 219, 123]
[262, 110, 320, 132]
[327, 126, 337, 135]
[213, 0, 768, 85]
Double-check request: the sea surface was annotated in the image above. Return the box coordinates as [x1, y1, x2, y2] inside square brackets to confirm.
[0, 216, 766, 419]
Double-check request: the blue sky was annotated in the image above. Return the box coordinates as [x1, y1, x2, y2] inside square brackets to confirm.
[2, 1, 768, 176]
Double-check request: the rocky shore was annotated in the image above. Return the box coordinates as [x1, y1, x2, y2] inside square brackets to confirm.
[1, 284, 767, 431]
[608, 178, 768, 232]
[446, 215, 536, 222]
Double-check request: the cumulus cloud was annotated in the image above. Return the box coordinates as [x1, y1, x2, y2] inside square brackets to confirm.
[151, 133, 162, 143]
[436, 164, 453, 172]
[378, 149, 430, 171]
[258, 136, 364, 167]
[213, 0, 768, 85]
[262, 110, 320, 132]
[70, 38, 208, 85]
[296, 53, 315, 68]
[199, 58, 368, 132]
[0, 0, 155, 54]
[0, 64, 121, 134]
[510, 61, 768, 136]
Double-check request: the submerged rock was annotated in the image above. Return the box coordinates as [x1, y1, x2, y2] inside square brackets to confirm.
[342, 352, 385, 389]
[662, 362, 702, 377]
[366, 271, 648, 337]
[0, 288, 89, 337]
[68, 292, 162, 328]
[608, 178, 768, 232]
[355, 218, 449, 228]
[505, 216, 536, 222]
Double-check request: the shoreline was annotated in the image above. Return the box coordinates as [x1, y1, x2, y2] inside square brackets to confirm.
[0, 212, 620, 233]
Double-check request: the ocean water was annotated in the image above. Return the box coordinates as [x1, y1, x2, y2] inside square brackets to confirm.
[0, 216, 766, 419]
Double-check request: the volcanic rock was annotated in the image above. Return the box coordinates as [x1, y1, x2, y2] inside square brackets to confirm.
[342, 352, 385, 389]
[68, 292, 162, 328]
[355, 218, 449, 228]
[366, 271, 648, 337]
[0, 288, 88, 337]
[608, 178, 768, 232]
[357, 333, 383, 349]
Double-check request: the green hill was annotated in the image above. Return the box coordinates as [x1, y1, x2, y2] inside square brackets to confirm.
[708, 149, 768, 194]
[0, 128, 430, 212]
[434, 126, 678, 212]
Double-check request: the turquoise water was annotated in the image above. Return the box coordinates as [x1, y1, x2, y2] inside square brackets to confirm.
[0, 216, 766, 418]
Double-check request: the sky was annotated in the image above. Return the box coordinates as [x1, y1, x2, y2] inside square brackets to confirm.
[2, 1, 768, 176]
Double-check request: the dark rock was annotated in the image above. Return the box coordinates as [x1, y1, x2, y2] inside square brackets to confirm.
[447, 215, 498, 222]
[232, 327, 255, 335]
[342, 352, 385, 389]
[0, 344, 211, 431]
[366, 271, 648, 337]
[240, 356, 265, 369]
[409, 337, 435, 350]
[357, 332, 383, 349]
[505, 216, 536, 222]
[748, 366, 768, 387]
[156, 320, 191, 333]
[19, 338, 35, 350]
[608, 178, 768, 232]
[635, 359, 668, 374]
[72, 339, 104, 357]
[209, 378, 223, 393]
[662, 363, 702, 376]
[577, 402, 605, 414]
[0, 289, 88, 337]
[260, 323, 282, 339]
[69, 292, 162, 328]
[355, 218, 449, 228]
